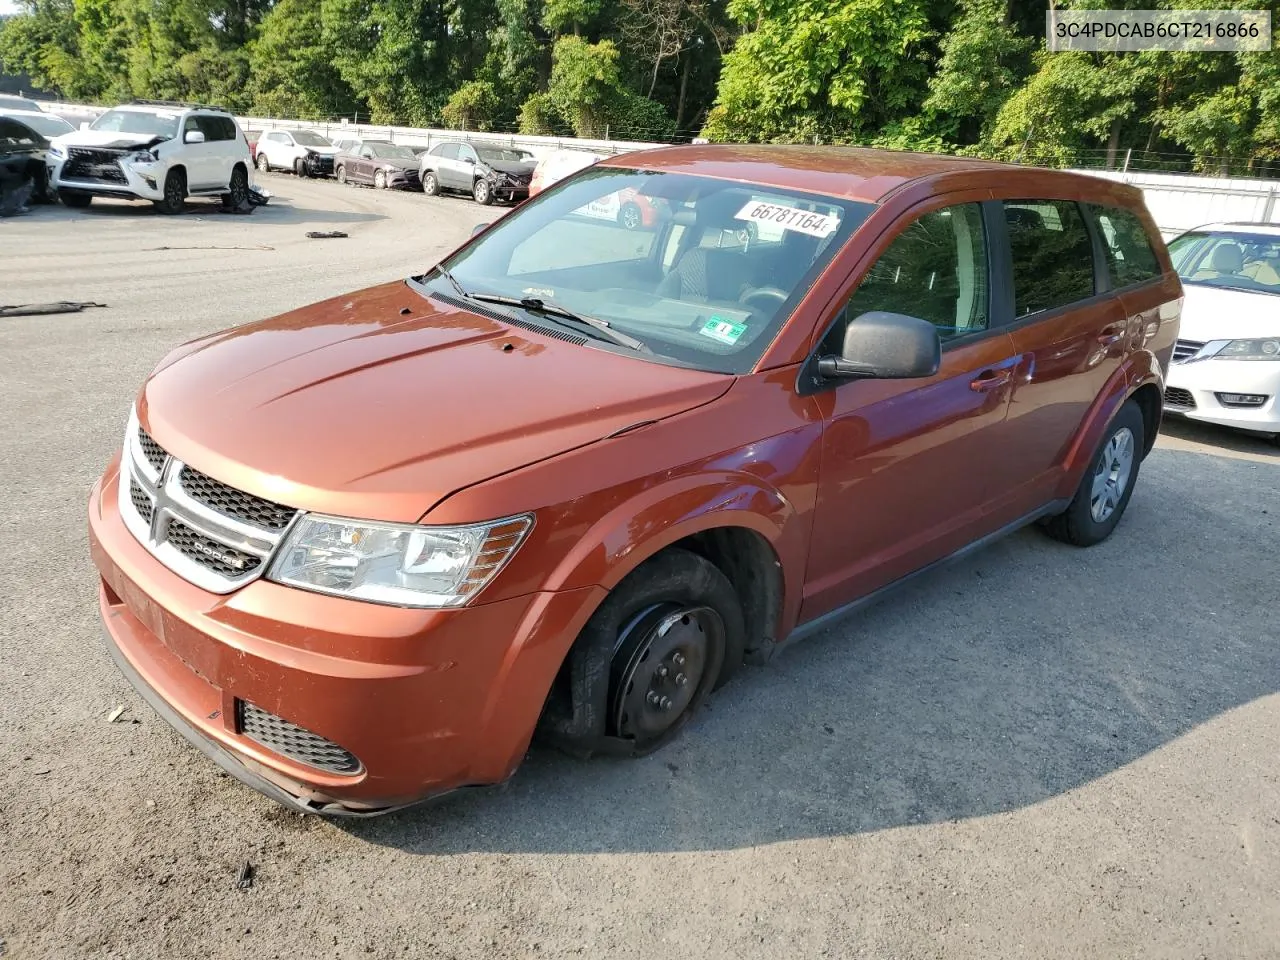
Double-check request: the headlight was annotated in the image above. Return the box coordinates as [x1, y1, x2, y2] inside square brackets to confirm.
[1212, 338, 1280, 360]
[48, 144, 66, 159]
[268, 513, 533, 608]
[125, 150, 158, 165]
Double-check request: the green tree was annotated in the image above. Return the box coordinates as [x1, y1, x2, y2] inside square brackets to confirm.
[541, 0, 601, 37]
[441, 79, 501, 130]
[703, 0, 933, 143]
[546, 34, 620, 136]
[248, 0, 360, 118]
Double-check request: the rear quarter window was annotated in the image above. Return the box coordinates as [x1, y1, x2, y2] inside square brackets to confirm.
[1089, 204, 1163, 287]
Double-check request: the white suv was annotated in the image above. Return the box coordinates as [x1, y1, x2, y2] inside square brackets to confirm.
[254, 129, 338, 177]
[47, 101, 252, 213]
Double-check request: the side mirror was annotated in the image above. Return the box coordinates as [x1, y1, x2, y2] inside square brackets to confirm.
[817, 311, 941, 380]
[470, 223, 487, 238]
[184, 130, 206, 144]
[464, 156, 475, 164]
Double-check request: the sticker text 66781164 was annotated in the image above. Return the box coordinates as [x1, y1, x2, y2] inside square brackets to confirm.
[735, 200, 840, 238]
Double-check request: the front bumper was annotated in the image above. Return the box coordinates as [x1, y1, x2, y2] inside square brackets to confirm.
[387, 169, 422, 191]
[89, 461, 604, 814]
[1165, 358, 1280, 433]
[48, 152, 165, 202]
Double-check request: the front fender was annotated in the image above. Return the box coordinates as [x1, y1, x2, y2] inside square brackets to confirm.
[1057, 350, 1164, 499]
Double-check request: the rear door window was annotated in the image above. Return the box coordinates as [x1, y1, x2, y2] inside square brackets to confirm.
[1003, 200, 1097, 316]
[1089, 205, 1162, 288]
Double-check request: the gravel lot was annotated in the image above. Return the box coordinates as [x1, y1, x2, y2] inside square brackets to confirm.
[2, 176, 1278, 960]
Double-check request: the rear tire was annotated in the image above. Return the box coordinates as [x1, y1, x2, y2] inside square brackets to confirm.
[1041, 400, 1145, 547]
[60, 190, 92, 209]
[619, 201, 642, 230]
[154, 168, 186, 215]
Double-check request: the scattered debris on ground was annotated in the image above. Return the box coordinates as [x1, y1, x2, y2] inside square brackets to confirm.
[0, 301, 107, 318]
[106, 706, 126, 723]
[235, 862, 255, 890]
[145, 245, 275, 252]
[0, 180, 35, 217]
[305, 230, 348, 239]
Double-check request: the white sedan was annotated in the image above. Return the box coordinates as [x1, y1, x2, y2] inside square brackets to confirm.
[1164, 221, 1280, 444]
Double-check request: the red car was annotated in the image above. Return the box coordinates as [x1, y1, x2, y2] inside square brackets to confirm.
[89, 145, 1180, 815]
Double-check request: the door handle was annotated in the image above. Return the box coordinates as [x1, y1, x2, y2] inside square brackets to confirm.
[1097, 324, 1126, 346]
[970, 369, 1011, 392]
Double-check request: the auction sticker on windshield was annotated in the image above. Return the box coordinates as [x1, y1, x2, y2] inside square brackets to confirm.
[735, 200, 839, 238]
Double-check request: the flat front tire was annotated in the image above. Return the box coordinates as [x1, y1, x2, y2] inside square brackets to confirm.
[1041, 400, 1145, 547]
[544, 548, 745, 758]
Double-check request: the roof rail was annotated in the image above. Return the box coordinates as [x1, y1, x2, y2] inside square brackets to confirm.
[128, 98, 229, 112]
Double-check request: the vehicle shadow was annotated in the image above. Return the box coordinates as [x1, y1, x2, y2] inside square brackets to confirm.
[341, 447, 1279, 855]
[42, 196, 386, 226]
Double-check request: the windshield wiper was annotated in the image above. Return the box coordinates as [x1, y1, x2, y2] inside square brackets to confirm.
[467, 293, 648, 351]
[428, 263, 472, 301]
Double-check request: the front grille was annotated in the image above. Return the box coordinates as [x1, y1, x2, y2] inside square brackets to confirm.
[179, 467, 296, 531]
[165, 518, 262, 578]
[129, 479, 154, 524]
[1164, 386, 1196, 409]
[64, 148, 127, 184]
[238, 701, 361, 775]
[137, 430, 166, 473]
[1173, 339, 1205, 363]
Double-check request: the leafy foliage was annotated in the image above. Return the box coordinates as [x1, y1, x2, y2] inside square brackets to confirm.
[2, 0, 1278, 173]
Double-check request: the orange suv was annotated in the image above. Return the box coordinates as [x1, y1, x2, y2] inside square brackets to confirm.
[88, 146, 1181, 815]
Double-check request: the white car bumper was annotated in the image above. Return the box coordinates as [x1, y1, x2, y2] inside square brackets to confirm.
[1165, 357, 1280, 433]
[47, 151, 167, 202]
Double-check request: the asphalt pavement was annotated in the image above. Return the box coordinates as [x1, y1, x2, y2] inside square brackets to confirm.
[1, 175, 1278, 959]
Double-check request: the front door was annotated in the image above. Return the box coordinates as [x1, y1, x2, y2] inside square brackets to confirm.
[802, 201, 1019, 621]
[181, 115, 215, 188]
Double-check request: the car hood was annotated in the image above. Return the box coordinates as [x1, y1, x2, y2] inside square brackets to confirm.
[485, 158, 537, 176]
[138, 281, 732, 524]
[53, 129, 171, 151]
[1178, 283, 1280, 341]
[299, 145, 339, 156]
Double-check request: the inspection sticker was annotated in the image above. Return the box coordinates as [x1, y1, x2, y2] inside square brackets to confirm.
[699, 316, 747, 346]
[735, 199, 839, 238]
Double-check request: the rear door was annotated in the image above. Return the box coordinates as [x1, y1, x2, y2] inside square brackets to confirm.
[198, 115, 237, 187]
[436, 143, 462, 188]
[181, 114, 216, 188]
[987, 198, 1126, 524]
[802, 199, 1019, 620]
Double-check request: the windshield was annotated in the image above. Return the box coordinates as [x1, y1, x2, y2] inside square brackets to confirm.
[422, 167, 874, 373]
[292, 129, 330, 147]
[477, 147, 533, 163]
[8, 112, 74, 137]
[1171, 230, 1280, 296]
[370, 143, 416, 160]
[90, 109, 178, 139]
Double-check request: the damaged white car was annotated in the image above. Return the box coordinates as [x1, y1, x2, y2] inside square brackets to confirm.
[46, 101, 255, 213]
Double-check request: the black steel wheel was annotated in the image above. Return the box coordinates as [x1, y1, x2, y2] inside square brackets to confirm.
[610, 603, 723, 744]
[540, 548, 745, 758]
[154, 168, 186, 215]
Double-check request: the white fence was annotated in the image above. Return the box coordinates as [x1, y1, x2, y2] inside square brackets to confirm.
[35, 99, 1280, 236]
[1075, 169, 1280, 238]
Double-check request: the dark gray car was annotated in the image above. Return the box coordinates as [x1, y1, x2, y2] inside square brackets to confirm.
[335, 140, 422, 191]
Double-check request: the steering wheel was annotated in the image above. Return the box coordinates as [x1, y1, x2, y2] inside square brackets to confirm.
[740, 286, 789, 311]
